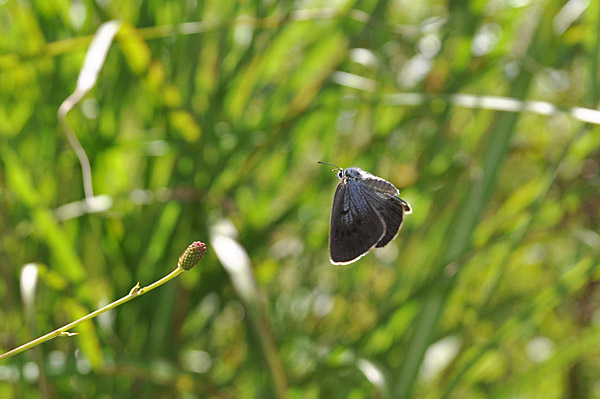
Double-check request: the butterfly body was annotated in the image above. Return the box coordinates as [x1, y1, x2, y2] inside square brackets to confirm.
[323, 165, 412, 265]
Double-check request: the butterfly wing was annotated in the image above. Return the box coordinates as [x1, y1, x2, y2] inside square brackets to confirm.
[360, 189, 411, 248]
[359, 173, 412, 248]
[329, 181, 386, 264]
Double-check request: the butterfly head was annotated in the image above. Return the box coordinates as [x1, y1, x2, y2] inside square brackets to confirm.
[343, 167, 364, 181]
[318, 162, 367, 183]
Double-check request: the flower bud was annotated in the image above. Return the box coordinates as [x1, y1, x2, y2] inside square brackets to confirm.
[178, 241, 207, 270]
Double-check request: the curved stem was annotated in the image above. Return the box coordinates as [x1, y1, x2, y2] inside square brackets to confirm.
[0, 266, 184, 361]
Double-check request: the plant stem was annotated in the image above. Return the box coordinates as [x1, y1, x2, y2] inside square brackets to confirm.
[0, 266, 185, 361]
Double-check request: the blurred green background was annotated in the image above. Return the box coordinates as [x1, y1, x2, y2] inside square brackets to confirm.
[2, 0, 600, 398]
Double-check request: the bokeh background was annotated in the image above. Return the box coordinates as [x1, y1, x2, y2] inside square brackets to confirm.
[2, 0, 600, 398]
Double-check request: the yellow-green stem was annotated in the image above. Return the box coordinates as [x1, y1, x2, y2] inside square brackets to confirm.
[0, 266, 185, 361]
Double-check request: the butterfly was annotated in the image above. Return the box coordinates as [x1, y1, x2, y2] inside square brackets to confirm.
[319, 162, 412, 264]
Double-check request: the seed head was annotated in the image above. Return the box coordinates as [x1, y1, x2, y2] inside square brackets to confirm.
[178, 241, 207, 270]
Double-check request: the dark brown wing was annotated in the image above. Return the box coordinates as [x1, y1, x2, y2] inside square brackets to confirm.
[376, 195, 406, 248]
[329, 181, 386, 264]
[358, 187, 411, 248]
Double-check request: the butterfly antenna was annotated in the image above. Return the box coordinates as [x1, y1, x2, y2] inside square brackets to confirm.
[317, 161, 343, 173]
